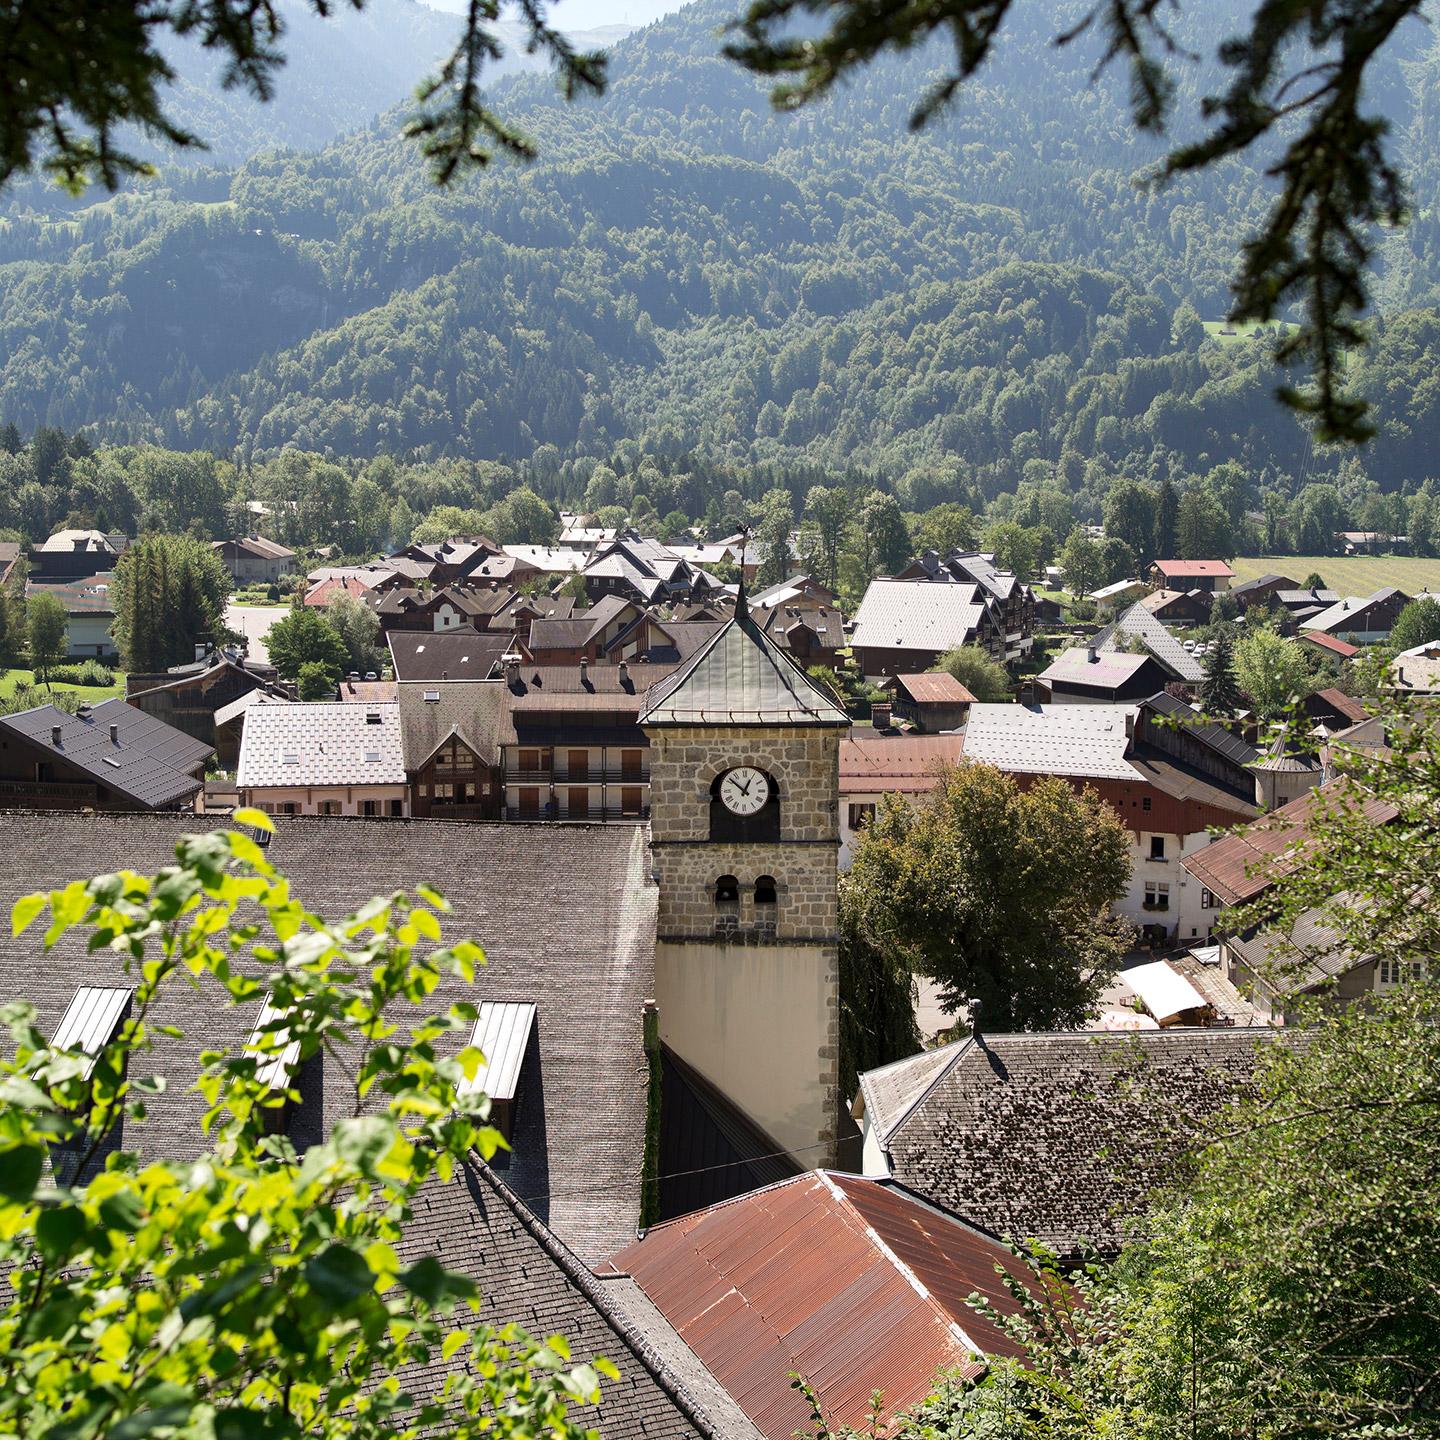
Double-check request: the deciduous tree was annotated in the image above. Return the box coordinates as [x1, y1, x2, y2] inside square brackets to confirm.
[25, 591, 67, 684]
[1233, 627, 1314, 718]
[266, 607, 348, 686]
[934, 645, 1009, 703]
[845, 764, 1132, 1029]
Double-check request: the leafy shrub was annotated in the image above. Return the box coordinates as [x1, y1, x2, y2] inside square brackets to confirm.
[47, 660, 115, 686]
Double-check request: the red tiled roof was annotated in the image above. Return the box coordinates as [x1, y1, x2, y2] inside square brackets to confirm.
[305, 576, 371, 607]
[603, 1172, 1030, 1440]
[1152, 559, 1236, 578]
[840, 734, 967, 792]
[1300, 630, 1360, 659]
[1181, 779, 1399, 904]
[891, 672, 977, 704]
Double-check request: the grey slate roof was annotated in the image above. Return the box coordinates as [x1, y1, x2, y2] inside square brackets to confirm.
[0, 697, 212, 808]
[0, 811, 658, 1261]
[961, 703, 1137, 779]
[399, 1160, 736, 1440]
[1142, 691, 1260, 768]
[1039, 647, 1156, 690]
[640, 605, 849, 727]
[1093, 603, 1205, 683]
[388, 631, 513, 682]
[237, 701, 406, 788]
[850, 579, 988, 654]
[871, 1028, 1282, 1254]
[396, 681, 510, 769]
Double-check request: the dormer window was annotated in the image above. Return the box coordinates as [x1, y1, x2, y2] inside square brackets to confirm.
[52, 986, 132, 1079]
[459, 1001, 537, 1151]
[245, 992, 303, 1134]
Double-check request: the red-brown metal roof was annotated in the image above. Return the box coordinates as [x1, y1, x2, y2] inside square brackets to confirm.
[603, 1173, 1032, 1440]
[839, 734, 966, 793]
[1181, 778, 1399, 904]
[1301, 630, 1360, 658]
[890, 673, 978, 705]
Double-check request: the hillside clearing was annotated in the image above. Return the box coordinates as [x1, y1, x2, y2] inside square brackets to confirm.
[1231, 555, 1440, 595]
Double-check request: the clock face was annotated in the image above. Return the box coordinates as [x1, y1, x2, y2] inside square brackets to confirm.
[719, 766, 770, 816]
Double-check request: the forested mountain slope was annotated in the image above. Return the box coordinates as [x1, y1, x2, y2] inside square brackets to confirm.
[1, 0, 1438, 509]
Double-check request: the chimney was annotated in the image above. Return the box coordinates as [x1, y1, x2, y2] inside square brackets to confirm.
[504, 654, 521, 686]
[618, 660, 629, 684]
[50, 725, 62, 746]
[579, 657, 589, 681]
[1087, 643, 1098, 663]
[1124, 712, 1135, 740]
[969, 998, 982, 1040]
[109, 723, 119, 745]
[76, 701, 91, 719]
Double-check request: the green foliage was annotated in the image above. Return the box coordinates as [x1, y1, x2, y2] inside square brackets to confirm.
[24, 591, 68, 683]
[47, 659, 116, 686]
[0, 819, 618, 1440]
[727, 0, 1422, 443]
[1058, 525, 1101, 598]
[1198, 626, 1243, 715]
[111, 533, 230, 672]
[934, 645, 1009, 703]
[844, 765, 1133, 1028]
[297, 660, 337, 701]
[325, 591, 385, 677]
[1233, 626, 1315, 717]
[837, 883, 920, 1098]
[267, 607, 348, 685]
[1389, 595, 1440, 652]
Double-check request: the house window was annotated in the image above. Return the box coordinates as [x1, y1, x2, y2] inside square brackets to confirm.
[754, 875, 777, 906]
[1201, 888, 1217, 910]
[319, 800, 341, 816]
[1141, 796, 1152, 812]
[849, 802, 877, 831]
[389, 799, 404, 817]
[279, 803, 298, 816]
[1149, 835, 1166, 861]
[1377, 959, 1422, 988]
[1144, 882, 1170, 912]
[361, 800, 378, 817]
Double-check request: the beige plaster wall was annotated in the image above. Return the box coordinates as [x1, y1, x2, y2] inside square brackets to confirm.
[656, 937, 839, 1160]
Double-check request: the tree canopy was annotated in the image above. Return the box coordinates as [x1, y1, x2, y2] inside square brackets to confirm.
[844, 763, 1133, 1029]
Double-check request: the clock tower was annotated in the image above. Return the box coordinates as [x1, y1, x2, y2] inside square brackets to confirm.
[641, 591, 850, 1164]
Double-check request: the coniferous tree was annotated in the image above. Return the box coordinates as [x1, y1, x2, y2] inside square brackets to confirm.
[112, 534, 228, 672]
[1200, 625, 1244, 715]
[1154, 475, 1178, 559]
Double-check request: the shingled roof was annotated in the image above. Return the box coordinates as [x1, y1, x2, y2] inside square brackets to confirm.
[399, 1159, 743, 1440]
[861, 1028, 1283, 1255]
[0, 697, 212, 808]
[641, 599, 848, 727]
[1181, 778, 1400, 905]
[0, 811, 657, 1261]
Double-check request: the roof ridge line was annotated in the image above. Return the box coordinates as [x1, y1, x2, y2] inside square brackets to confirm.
[818, 1172, 987, 1358]
[471, 1157, 734, 1440]
[879, 1037, 977, 1145]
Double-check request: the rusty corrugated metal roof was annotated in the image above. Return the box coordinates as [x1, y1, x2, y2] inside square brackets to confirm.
[602, 1172, 1031, 1440]
[1180, 777, 1399, 904]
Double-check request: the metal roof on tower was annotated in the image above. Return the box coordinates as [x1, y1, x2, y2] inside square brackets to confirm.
[639, 586, 849, 727]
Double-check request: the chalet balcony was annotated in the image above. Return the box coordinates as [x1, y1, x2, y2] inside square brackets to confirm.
[505, 768, 650, 786]
[503, 803, 650, 823]
[0, 778, 100, 807]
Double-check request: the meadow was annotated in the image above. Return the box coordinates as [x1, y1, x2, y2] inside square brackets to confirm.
[1230, 554, 1440, 595]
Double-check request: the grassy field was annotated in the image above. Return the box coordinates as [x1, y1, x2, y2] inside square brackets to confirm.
[0, 668, 126, 706]
[1230, 555, 1440, 595]
[1202, 319, 1289, 348]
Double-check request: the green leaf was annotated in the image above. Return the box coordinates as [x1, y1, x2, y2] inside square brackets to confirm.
[11, 892, 47, 936]
[305, 1242, 375, 1306]
[233, 807, 273, 833]
[98, 1189, 147, 1233]
[35, 1204, 88, 1259]
[107, 1403, 194, 1440]
[0, 1143, 43, 1200]
[398, 1254, 477, 1307]
[333, 1115, 394, 1174]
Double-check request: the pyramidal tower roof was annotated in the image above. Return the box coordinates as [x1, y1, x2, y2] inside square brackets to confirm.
[640, 587, 850, 728]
